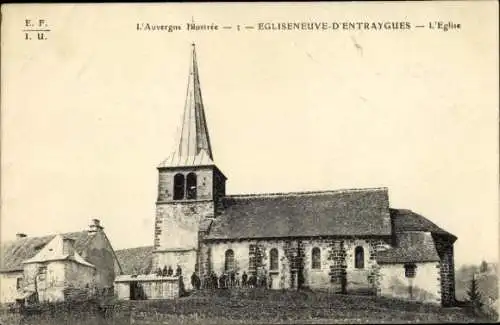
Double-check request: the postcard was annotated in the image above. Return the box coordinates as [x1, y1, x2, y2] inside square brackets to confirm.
[1, 2, 498, 324]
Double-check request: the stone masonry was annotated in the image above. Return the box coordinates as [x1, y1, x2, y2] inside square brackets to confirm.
[433, 235, 456, 306]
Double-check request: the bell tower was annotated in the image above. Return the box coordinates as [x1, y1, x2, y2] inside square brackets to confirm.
[153, 44, 226, 288]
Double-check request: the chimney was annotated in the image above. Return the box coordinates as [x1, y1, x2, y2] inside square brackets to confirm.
[16, 233, 27, 239]
[62, 237, 75, 256]
[89, 218, 104, 234]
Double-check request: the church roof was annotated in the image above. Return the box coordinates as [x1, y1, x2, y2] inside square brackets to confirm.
[376, 231, 441, 264]
[114, 246, 154, 275]
[0, 231, 93, 272]
[390, 208, 456, 240]
[159, 44, 214, 168]
[206, 187, 392, 240]
[376, 209, 456, 264]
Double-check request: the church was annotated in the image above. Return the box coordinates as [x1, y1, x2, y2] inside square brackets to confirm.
[116, 44, 457, 306]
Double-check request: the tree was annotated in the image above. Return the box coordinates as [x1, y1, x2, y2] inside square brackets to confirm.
[466, 274, 484, 313]
[479, 260, 489, 273]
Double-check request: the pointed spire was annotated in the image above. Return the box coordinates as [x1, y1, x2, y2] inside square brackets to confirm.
[160, 44, 214, 167]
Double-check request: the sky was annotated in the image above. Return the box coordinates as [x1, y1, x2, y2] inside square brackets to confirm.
[1, 3, 498, 266]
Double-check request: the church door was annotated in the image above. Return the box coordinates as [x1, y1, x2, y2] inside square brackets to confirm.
[269, 273, 280, 290]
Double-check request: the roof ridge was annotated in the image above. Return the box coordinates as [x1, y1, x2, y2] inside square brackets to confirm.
[115, 245, 154, 252]
[225, 187, 388, 200]
[1, 230, 88, 245]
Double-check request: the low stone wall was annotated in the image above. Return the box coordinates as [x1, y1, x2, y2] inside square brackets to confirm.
[115, 275, 181, 300]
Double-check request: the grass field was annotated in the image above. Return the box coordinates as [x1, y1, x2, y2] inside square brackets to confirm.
[1, 288, 495, 325]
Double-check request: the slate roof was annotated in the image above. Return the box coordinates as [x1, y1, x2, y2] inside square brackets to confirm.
[206, 187, 392, 240]
[376, 209, 456, 264]
[0, 231, 93, 272]
[376, 231, 440, 264]
[390, 208, 456, 240]
[114, 246, 154, 275]
[22, 234, 95, 268]
[159, 44, 214, 168]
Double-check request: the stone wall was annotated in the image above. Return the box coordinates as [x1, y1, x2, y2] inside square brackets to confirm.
[64, 261, 95, 290]
[213, 169, 226, 206]
[115, 277, 180, 300]
[153, 165, 226, 289]
[204, 237, 389, 292]
[344, 239, 387, 294]
[152, 250, 196, 291]
[0, 271, 23, 304]
[81, 230, 117, 289]
[21, 260, 96, 303]
[433, 235, 456, 306]
[303, 239, 340, 291]
[326, 240, 347, 293]
[154, 201, 214, 250]
[196, 223, 211, 276]
[378, 262, 441, 304]
[157, 168, 215, 202]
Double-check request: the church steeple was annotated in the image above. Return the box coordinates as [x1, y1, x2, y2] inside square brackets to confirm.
[153, 45, 226, 287]
[160, 43, 214, 167]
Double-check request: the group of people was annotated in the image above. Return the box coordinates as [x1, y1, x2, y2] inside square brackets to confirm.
[153, 265, 274, 290]
[190, 271, 270, 290]
[154, 265, 183, 277]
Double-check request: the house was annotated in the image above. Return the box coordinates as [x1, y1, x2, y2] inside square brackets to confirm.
[0, 219, 121, 304]
[116, 44, 457, 306]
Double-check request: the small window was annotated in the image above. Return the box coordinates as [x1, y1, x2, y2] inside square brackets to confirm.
[270, 248, 279, 271]
[173, 174, 185, 200]
[16, 278, 22, 290]
[354, 246, 364, 269]
[186, 173, 197, 200]
[311, 247, 321, 269]
[34, 244, 45, 251]
[225, 249, 235, 272]
[405, 263, 417, 278]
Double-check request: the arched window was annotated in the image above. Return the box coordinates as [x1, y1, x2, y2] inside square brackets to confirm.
[186, 173, 197, 200]
[311, 247, 321, 269]
[173, 173, 185, 200]
[354, 246, 364, 269]
[225, 249, 235, 272]
[270, 248, 279, 271]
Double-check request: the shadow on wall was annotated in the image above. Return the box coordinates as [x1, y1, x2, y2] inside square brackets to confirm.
[386, 276, 438, 302]
[87, 248, 115, 285]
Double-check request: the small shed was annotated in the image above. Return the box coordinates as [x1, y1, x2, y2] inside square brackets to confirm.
[114, 274, 181, 300]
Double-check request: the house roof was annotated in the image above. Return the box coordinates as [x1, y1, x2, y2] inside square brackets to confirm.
[22, 234, 95, 268]
[114, 246, 154, 275]
[376, 231, 441, 264]
[0, 231, 93, 272]
[390, 208, 456, 240]
[206, 187, 392, 240]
